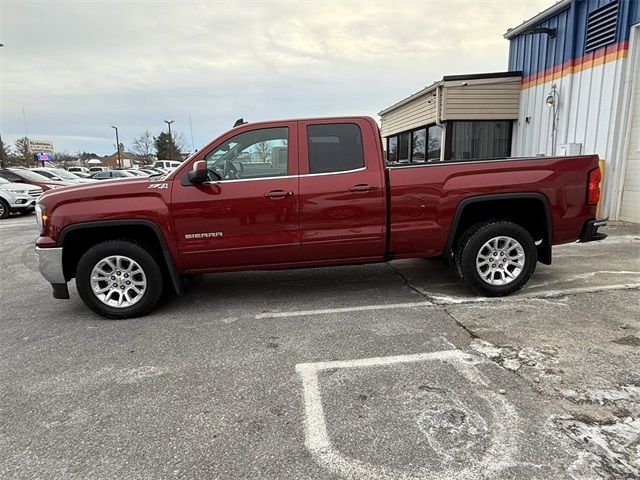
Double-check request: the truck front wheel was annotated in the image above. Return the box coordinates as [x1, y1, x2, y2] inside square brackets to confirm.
[76, 240, 164, 319]
[455, 221, 537, 297]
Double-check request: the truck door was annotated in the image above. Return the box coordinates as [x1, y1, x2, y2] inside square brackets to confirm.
[298, 119, 386, 261]
[171, 122, 301, 270]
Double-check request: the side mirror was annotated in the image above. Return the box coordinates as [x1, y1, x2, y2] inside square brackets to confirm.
[187, 160, 208, 184]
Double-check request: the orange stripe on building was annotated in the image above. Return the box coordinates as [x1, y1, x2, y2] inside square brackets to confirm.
[521, 41, 629, 90]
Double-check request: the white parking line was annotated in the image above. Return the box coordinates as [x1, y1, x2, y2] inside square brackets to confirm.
[428, 283, 640, 305]
[255, 301, 434, 319]
[295, 350, 520, 479]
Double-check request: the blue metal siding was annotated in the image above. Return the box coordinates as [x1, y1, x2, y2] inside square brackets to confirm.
[508, 0, 638, 79]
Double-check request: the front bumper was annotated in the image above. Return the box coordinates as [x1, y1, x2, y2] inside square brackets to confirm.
[35, 247, 69, 299]
[579, 218, 608, 243]
[9, 197, 36, 212]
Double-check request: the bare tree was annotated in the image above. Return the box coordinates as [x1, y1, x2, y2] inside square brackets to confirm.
[254, 141, 272, 163]
[132, 130, 155, 164]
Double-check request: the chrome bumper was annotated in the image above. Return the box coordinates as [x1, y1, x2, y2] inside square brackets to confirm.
[36, 247, 69, 299]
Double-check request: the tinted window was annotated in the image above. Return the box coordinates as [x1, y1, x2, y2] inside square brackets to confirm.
[206, 127, 288, 180]
[9, 169, 50, 182]
[387, 136, 397, 163]
[307, 123, 364, 174]
[427, 125, 442, 161]
[450, 121, 511, 161]
[0, 171, 22, 181]
[411, 129, 426, 162]
[397, 132, 410, 163]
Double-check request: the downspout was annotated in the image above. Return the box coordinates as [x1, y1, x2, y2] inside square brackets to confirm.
[562, 0, 578, 145]
[435, 82, 445, 162]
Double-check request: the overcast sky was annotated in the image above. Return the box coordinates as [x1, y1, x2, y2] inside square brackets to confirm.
[0, 0, 550, 155]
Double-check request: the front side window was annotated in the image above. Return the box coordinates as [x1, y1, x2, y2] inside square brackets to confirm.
[205, 127, 288, 180]
[307, 123, 364, 174]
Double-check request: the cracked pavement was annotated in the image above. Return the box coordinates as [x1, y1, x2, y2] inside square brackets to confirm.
[1, 217, 638, 479]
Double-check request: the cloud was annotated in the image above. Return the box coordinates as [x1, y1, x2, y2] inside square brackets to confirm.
[0, 0, 550, 154]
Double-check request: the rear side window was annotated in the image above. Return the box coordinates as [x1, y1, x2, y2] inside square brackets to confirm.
[307, 123, 364, 174]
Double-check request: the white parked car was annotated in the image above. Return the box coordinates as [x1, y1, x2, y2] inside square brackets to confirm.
[152, 160, 182, 172]
[30, 167, 97, 184]
[0, 177, 43, 219]
[67, 166, 89, 174]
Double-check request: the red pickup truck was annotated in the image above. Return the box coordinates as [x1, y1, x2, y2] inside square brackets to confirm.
[35, 116, 606, 318]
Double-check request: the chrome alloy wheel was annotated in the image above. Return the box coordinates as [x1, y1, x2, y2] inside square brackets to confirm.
[476, 236, 525, 286]
[90, 255, 147, 308]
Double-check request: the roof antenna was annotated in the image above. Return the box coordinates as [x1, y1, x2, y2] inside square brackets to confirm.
[233, 118, 247, 127]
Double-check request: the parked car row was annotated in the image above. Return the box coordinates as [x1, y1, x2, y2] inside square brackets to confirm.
[0, 161, 180, 220]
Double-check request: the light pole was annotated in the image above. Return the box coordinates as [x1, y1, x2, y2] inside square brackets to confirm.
[0, 130, 5, 169]
[111, 125, 121, 168]
[164, 120, 174, 161]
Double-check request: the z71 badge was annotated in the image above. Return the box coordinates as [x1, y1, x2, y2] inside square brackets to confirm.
[148, 183, 169, 189]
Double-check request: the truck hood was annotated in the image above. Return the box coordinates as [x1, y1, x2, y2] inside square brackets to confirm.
[39, 177, 164, 210]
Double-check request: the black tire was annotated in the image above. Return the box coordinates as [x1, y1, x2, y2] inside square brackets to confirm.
[75, 240, 164, 319]
[454, 221, 537, 297]
[0, 199, 9, 219]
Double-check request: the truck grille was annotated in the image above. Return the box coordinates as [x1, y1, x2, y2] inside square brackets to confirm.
[28, 189, 43, 198]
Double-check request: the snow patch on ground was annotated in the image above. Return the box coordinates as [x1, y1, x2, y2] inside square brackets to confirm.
[554, 416, 640, 479]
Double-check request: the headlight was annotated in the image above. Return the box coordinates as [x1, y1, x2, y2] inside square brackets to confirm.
[35, 204, 47, 233]
[45, 184, 60, 190]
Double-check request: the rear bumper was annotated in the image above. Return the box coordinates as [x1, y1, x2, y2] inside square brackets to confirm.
[35, 247, 69, 299]
[579, 218, 608, 243]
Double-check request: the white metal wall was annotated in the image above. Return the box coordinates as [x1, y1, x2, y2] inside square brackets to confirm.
[619, 25, 640, 222]
[511, 56, 630, 218]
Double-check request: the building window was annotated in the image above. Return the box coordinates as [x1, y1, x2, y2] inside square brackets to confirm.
[411, 129, 426, 162]
[398, 132, 410, 163]
[427, 125, 442, 161]
[307, 123, 364, 174]
[449, 121, 511, 161]
[387, 136, 397, 162]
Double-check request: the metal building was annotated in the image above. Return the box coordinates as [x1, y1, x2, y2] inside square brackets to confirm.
[506, 0, 640, 221]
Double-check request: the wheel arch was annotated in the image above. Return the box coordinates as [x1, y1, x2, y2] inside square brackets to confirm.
[445, 193, 553, 265]
[58, 219, 184, 294]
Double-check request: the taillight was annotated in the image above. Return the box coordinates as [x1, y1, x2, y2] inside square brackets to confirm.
[587, 168, 601, 205]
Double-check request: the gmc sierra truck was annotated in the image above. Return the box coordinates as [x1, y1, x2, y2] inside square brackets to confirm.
[34, 116, 606, 318]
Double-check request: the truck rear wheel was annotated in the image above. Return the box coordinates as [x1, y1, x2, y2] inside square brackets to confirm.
[455, 221, 537, 297]
[75, 240, 163, 319]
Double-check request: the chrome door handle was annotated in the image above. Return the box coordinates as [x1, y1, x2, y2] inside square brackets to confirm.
[348, 184, 377, 193]
[264, 190, 293, 199]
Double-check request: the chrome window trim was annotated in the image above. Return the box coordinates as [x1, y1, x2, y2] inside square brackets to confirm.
[202, 166, 367, 184]
[203, 174, 294, 185]
[301, 166, 366, 177]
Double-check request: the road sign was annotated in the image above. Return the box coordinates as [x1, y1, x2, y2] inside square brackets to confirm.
[29, 139, 54, 153]
[34, 152, 53, 162]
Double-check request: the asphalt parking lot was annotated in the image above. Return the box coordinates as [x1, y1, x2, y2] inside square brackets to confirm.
[1, 216, 639, 479]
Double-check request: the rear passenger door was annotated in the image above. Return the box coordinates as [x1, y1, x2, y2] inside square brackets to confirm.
[298, 119, 386, 261]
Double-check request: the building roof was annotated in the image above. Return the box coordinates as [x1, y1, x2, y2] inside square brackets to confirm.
[378, 71, 522, 116]
[504, 0, 571, 39]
